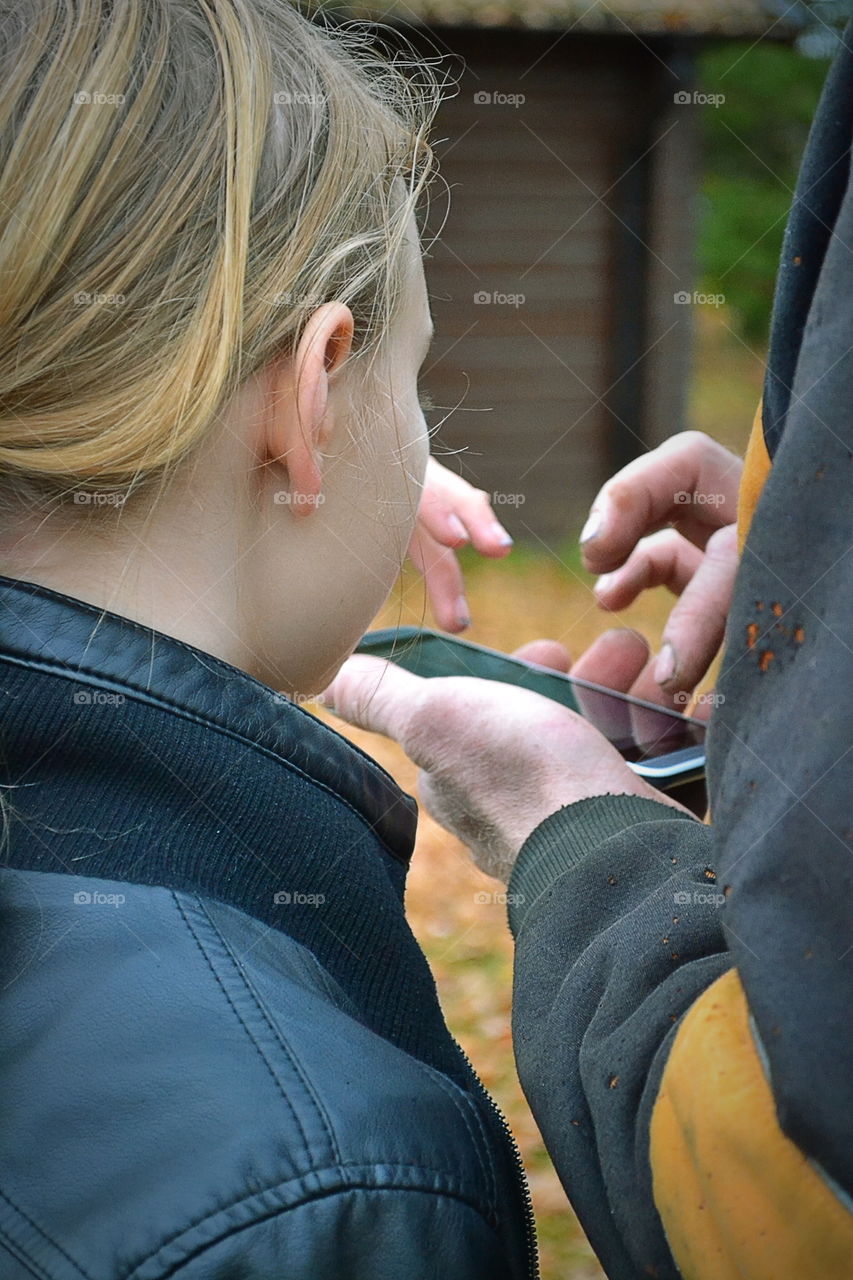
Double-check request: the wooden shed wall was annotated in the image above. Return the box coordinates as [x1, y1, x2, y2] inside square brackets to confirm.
[414, 28, 697, 545]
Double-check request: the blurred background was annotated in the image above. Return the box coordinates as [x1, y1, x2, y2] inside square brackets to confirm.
[314, 0, 843, 1274]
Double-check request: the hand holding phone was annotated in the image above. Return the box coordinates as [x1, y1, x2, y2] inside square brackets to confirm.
[355, 628, 706, 794]
[324, 631, 698, 883]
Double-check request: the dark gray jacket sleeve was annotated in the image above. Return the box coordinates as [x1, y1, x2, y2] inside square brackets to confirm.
[507, 795, 731, 1280]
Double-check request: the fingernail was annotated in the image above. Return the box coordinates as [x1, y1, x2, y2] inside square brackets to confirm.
[492, 524, 514, 547]
[455, 596, 471, 629]
[594, 572, 614, 596]
[580, 508, 603, 543]
[654, 643, 676, 686]
[448, 514, 469, 542]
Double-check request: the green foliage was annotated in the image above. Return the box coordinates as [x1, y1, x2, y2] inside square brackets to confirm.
[696, 43, 830, 342]
[456, 535, 589, 580]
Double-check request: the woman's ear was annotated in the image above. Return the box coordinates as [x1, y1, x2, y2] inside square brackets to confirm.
[265, 302, 354, 515]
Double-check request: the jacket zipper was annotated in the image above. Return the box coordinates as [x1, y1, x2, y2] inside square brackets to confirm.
[449, 1031, 540, 1279]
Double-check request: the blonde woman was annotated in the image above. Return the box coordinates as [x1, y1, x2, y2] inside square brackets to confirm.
[0, 3, 530, 1278]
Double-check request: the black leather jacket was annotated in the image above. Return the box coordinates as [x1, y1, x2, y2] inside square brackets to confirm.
[0, 576, 537, 1280]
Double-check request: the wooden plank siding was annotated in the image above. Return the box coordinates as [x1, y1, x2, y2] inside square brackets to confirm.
[336, 0, 785, 38]
[642, 50, 699, 453]
[412, 27, 697, 544]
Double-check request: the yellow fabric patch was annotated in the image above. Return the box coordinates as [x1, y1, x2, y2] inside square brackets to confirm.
[700, 400, 770, 827]
[650, 968, 853, 1279]
[737, 401, 772, 553]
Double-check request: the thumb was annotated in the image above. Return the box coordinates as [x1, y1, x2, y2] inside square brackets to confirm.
[322, 654, 425, 742]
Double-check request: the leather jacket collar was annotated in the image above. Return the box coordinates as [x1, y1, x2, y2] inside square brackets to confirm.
[0, 573, 417, 863]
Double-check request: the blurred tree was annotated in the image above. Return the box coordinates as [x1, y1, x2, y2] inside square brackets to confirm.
[696, 43, 830, 343]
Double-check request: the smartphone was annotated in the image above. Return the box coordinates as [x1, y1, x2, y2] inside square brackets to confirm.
[355, 626, 707, 805]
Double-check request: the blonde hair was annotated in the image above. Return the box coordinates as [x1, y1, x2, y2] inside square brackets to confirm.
[0, 0, 439, 512]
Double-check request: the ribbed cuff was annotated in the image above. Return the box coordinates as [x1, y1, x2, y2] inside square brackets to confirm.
[507, 793, 698, 936]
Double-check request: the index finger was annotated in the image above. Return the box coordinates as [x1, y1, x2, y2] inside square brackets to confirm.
[407, 526, 470, 633]
[581, 432, 742, 574]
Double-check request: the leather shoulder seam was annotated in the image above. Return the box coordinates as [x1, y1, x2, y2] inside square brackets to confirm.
[191, 895, 342, 1166]
[169, 893, 314, 1153]
[122, 1167, 501, 1280]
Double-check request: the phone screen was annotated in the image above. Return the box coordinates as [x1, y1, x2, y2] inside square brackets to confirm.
[355, 626, 706, 766]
